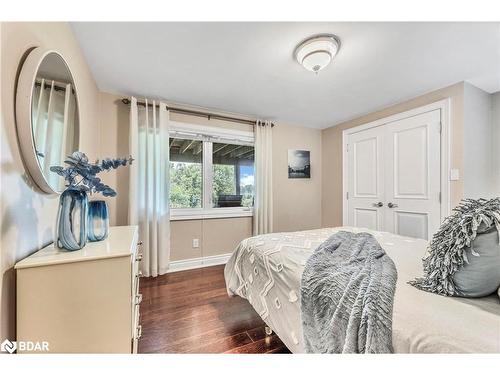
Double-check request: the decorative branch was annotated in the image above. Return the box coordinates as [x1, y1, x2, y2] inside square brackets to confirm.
[50, 151, 133, 197]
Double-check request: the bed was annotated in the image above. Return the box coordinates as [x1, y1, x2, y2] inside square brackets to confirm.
[224, 226, 500, 353]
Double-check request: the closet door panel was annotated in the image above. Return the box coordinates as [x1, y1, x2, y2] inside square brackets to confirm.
[347, 127, 385, 231]
[353, 137, 379, 197]
[394, 211, 429, 240]
[384, 110, 441, 240]
[393, 124, 429, 199]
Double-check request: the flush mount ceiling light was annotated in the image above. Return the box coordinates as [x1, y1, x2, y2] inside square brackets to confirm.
[294, 34, 341, 73]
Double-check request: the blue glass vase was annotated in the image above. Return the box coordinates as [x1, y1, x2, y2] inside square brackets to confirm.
[55, 188, 88, 251]
[88, 200, 109, 242]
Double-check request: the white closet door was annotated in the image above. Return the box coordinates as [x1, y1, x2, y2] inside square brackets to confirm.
[347, 126, 385, 231]
[383, 110, 441, 240]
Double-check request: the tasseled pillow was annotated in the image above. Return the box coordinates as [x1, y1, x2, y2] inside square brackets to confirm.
[409, 198, 500, 297]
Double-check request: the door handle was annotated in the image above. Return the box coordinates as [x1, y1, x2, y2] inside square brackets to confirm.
[372, 202, 384, 207]
[388, 202, 398, 208]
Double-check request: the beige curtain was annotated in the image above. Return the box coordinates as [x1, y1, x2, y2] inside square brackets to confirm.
[253, 120, 273, 235]
[128, 97, 171, 277]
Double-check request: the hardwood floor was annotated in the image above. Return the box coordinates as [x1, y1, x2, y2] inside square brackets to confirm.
[138, 264, 291, 353]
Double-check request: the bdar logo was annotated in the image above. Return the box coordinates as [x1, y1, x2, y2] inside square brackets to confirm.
[1, 339, 17, 354]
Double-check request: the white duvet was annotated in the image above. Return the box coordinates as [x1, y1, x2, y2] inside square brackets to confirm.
[224, 226, 500, 353]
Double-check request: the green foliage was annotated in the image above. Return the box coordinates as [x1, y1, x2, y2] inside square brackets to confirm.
[170, 162, 202, 208]
[170, 161, 254, 208]
[241, 184, 254, 208]
[213, 164, 236, 205]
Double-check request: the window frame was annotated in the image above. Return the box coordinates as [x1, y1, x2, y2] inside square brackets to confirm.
[169, 121, 255, 221]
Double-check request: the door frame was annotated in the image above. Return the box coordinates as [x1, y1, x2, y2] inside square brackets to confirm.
[342, 99, 451, 226]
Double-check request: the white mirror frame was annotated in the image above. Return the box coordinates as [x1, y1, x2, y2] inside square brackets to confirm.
[15, 47, 80, 194]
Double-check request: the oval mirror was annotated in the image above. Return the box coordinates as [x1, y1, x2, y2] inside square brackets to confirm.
[16, 48, 80, 194]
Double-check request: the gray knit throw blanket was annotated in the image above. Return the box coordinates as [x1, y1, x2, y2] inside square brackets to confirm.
[301, 231, 397, 353]
[409, 198, 500, 296]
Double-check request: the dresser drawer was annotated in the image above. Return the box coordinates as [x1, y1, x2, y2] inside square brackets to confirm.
[131, 240, 142, 345]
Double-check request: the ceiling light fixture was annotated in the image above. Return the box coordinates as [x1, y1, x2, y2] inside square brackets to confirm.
[294, 34, 341, 73]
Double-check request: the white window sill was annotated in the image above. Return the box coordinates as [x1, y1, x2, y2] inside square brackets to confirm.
[170, 208, 253, 221]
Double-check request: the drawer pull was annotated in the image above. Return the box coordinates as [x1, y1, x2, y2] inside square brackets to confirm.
[137, 241, 143, 246]
[137, 270, 143, 278]
[135, 293, 143, 305]
[136, 325, 142, 339]
[136, 253, 143, 261]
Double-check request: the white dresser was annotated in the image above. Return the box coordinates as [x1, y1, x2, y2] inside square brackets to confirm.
[15, 226, 142, 353]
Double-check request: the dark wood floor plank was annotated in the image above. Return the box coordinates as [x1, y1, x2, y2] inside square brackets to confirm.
[266, 345, 291, 354]
[145, 287, 229, 311]
[246, 325, 271, 342]
[140, 293, 243, 320]
[146, 322, 260, 353]
[185, 332, 253, 354]
[141, 266, 225, 287]
[138, 264, 290, 354]
[142, 297, 256, 327]
[141, 313, 263, 343]
[141, 296, 254, 328]
[141, 308, 261, 335]
[224, 334, 287, 354]
[140, 274, 226, 300]
[141, 279, 226, 300]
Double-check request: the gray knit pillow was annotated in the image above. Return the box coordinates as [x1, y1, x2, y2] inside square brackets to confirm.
[452, 224, 500, 297]
[409, 198, 500, 297]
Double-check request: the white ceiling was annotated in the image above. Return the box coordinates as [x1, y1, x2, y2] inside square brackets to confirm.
[71, 22, 500, 129]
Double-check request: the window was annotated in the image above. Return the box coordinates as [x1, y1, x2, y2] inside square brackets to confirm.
[169, 138, 203, 209]
[168, 123, 254, 220]
[212, 142, 255, 208]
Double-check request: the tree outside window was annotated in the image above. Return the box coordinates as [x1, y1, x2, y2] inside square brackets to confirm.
[169, 138, 203, 208]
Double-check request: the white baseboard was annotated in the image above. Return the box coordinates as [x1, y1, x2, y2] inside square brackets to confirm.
[167, 253, 232, 273]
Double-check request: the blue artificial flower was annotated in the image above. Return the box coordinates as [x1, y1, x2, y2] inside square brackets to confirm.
[50, 151, 133, 196]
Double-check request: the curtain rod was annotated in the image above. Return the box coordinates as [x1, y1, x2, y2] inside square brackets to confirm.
[35, 79, 74, 93]
[121, 98, 274, 127]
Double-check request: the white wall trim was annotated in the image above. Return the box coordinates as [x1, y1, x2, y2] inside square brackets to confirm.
[341, 98, 451, 225]
[167, 253, 232, 273]
[170, 209, 253, 221]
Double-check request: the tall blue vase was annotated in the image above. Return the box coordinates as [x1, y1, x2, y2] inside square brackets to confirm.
[88, 200, 109, 242]
[55, 188, 88, 251]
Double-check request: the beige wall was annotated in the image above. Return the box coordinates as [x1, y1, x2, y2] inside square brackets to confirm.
[98, 93, 323, 259]
[463, 83, 495, 199]
[272, 123, 322, 232]
[321, 82, 465, 228]
[0, 22, 101, 341]
[170, 217, 252, 260]
[97, 92, 130, 226]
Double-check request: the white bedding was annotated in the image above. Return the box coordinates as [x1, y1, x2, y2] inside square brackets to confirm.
[224, 226, 500, 353]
